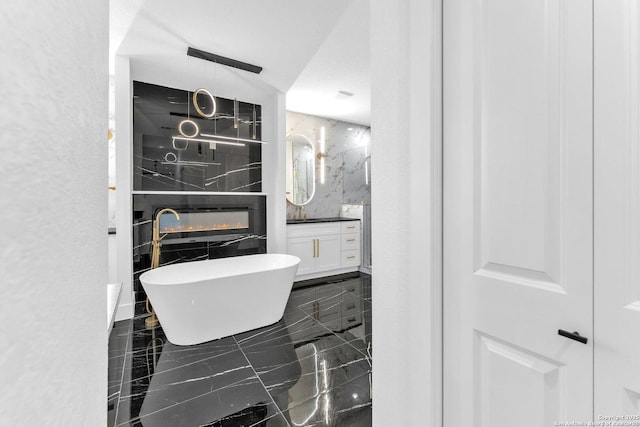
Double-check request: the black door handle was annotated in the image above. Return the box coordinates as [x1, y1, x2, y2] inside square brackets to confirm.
[558, 329, 588, 344]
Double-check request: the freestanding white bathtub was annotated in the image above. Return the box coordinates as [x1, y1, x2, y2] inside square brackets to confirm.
[139, 253, 300, 345]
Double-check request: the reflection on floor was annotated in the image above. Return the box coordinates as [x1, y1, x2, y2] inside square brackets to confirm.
[108, 274, 372, 426]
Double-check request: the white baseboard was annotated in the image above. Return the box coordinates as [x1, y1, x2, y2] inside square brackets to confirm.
[114, 302, 134, 322]
[294, 266, 359, 282]
[359, 266, 372, 275]
[107, 283, 123, 335]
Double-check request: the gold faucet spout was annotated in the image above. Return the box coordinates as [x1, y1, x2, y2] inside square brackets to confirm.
[147, 208, 180, 329]
[156, 208, 180, 224]
[151, 208, 180, 269]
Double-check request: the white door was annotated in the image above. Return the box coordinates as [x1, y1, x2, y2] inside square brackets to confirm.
[594, 0, 640, 418]
[444, 0, 593, 425]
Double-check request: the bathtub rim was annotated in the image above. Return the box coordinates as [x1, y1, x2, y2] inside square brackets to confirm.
[139, 253, 301, 286]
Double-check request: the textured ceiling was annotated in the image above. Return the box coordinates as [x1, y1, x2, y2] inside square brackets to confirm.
[110, 0, 370, 126]
[286, 0, 370, 126]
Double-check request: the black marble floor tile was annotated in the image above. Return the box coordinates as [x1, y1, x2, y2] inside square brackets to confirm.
[117, 348, 256, 425]
[257, 334, 371, 409]
[278, 371, 372, 427]
[109, 274, 372, 427]
[235, 320, 305, 376]
[119, 376, 287, 426]
[109, 328, 130, 395]
[124, 331, 239, 380]
[237, 315, 332, 351]
[109, 320, 133, 423]
[307, 302, 371, 350]
[290, 285, 350, 309]
[362, 299, 372, 354]
[326, 277, 366, 296]
[108, 393, 120, 427]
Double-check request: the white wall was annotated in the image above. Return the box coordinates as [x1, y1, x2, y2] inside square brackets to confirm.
[264, 91, 288, 254]
[0, 1, 108, 425]
[114, 55, 134, 320]
[371, 0, 442, 425]
[114, 55, 287, 319]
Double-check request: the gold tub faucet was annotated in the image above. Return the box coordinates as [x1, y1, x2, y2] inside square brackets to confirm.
[150, 208, 180, 269]
[146, 208, 180, 329]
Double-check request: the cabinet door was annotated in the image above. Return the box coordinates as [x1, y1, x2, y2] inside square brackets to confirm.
[315, 234, 341, 272]
[287, 236, 316, 276]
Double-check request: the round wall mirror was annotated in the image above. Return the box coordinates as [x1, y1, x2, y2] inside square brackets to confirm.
[286, 134, 316, 206]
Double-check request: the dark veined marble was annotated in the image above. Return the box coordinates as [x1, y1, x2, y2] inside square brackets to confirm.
[133, 81, 262, 193]
[108, 274, 372, 426]
[131, 193, 267, 311]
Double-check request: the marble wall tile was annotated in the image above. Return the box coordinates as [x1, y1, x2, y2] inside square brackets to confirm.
[133, 81, 262, 193]
[286, 111, 371, 219]
[132, 194, 267, 309]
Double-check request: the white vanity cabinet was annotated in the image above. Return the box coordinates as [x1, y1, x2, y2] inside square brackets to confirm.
[287, 223, 342, 276]
[287, 220, 361, 280]
[340, 221, 361, 268]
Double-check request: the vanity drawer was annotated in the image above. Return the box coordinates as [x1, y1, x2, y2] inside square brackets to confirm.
[287, 222, 341, 238]
[342, 232, 360, 250]
[342, 249, 361, 268]
[341, 221, 360, 233]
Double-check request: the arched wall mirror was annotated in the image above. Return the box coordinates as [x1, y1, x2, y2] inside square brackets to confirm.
[285, 134, 315, 206]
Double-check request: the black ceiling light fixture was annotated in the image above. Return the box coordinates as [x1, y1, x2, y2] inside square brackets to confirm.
[182, 46, 267, 145]
[186, 47, 263, 74]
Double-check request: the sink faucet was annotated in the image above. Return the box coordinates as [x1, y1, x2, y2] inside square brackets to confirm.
[296, 205, 306, 220]
[146, 208, 180, 328]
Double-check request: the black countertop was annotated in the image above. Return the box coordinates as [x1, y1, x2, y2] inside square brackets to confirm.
[286, 217, 359, 224]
